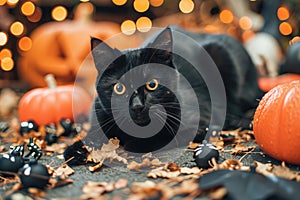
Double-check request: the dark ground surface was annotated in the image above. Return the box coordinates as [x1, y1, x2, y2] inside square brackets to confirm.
[1, 138, 300, 200]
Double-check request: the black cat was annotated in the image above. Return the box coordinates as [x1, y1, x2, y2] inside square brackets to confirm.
[64, 27, 263, 161]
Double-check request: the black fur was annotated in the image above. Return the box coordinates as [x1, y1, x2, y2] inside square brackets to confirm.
[64, 27, 263, 159]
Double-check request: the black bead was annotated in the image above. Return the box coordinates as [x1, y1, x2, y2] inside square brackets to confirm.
[19, 120, 39, 135]
[0, 154, 24, 174]
[63, 140, 88, 165]
[59, 118, 73, 136]
[45, 133, 58, 145]
[194, 142, 219, 169]
[19, 161, 50, 189]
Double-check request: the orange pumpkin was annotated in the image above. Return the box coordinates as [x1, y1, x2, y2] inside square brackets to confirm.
[18, 74, 92, 126]
[258, 73, 300, 92]
[18, 3, 142, 96]
[253, 81, 300, 165]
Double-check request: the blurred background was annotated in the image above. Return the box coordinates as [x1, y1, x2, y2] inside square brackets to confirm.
[0, 0, 300, 90]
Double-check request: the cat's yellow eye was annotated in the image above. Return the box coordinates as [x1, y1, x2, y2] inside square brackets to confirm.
[146, 78, 159, 91]
[113, 82, 126, 95]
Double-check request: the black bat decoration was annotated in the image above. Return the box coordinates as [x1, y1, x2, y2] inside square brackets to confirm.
[199, 170, 300, 200]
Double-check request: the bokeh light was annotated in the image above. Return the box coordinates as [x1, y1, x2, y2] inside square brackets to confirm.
[1, 57, 14, 71]
[10, 21, 24, 36]
[112, 0, 127, 6]
[289, 36, 300, 45]
[149, 0, 163, 7]
[7, 0, 18, 6]
[136, 16, 152, 32]
[179, 0, 194, 14]
[52, 6, 68, 21]
[0, 49, 12, 60]
[121, 20, 136, 35]
[0, 0, 7, 6]
[80, 0, 90, 2]
[18, 36, 32, 51]
[133, 0, 149, 13]
[27, 6, 42, 23]
[0, 32, 8, 46]
[241, 30, 255, 42]
[21, 1, 35, 16]
[239, 16, 253, 30]
[220, 9, 234, 24]
[279, 22, 292, 36]
[277, 6, 290, 21]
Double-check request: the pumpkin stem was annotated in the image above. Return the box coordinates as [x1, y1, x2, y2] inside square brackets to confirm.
[45, 74, 57, 89]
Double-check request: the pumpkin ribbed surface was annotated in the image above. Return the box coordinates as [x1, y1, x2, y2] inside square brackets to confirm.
[253, 81, 300, 165]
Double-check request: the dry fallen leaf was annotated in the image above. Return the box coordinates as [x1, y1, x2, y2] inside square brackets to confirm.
[87, 138, 127, 172]
[230, 143, 256, 155]
[147, 163, 201, 179]
[254, 161, 300, 181]
[81, 179, 128, 199]
[127, 158, 164, 170]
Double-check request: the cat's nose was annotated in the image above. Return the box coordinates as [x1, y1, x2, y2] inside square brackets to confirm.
[131, 96, 145, 111]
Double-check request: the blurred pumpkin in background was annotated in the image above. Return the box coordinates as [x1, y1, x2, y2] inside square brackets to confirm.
[18, 74, 92, 126]
[253, 81, 300, 165]
[18, 3, 142, 96]
[258, 73, 300, 92]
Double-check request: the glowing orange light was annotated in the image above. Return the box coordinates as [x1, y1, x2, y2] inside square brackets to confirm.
[220, 9, 233, 24]
[279, 22, 292, 36]
[52, 6, 68, 21]
[10, 21, 24, 36]
[289, 36, 300, 45]
[0, 32, 8, 46]
[179, 0, 194, 14]
[277, 6, 290, 21]
[21, 1, 35, 16]
[149, 0, 163, 7]
[0, 49, 12, 60]
[18, 36, 32, 51]
[80, 0, 90, 2]
[121, 20, 136, 35]
[7, 0, 18, 6]
[133, 0, 149, 13]
[241, 30, 255, 42]
[0, 0, 7, 6]
[239, 16, 252, 30]
[27, 6, 42, 23]
[1, 57, 14, 71]
[112, 0, 127, 6]
[136, 17, 152, 32]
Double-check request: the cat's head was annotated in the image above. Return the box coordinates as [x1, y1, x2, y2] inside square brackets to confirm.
[91, 27, 180, 127]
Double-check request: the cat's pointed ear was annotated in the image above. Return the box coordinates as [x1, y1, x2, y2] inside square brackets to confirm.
[148, 27, 173, 52]
[91, 37, 121, 73]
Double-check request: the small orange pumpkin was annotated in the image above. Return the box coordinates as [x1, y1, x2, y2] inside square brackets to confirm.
[258, 73, 300, 92]
[18, 74, 92, 126]
[253, 81, 300, 165]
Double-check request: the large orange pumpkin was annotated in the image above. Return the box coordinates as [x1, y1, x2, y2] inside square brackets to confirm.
[258, 73, 300, 92]
[18, 3, 142, 96]
[18, 74, 92, 126]
[253, 81, 300, 165]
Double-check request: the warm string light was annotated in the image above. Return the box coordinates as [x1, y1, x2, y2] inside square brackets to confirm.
[220, 9, 234, 24]
[27, 6, 42, 23]
[179, 0, 194, 14]
[21, 1, 35, 16]
[149, 0, 163, 7]
[239, 16, 252, 30]
[52, 6, 68, 21]
[18, 36, 32, 52]
[121, 20, 136, 35]
[10, 21, 24, 36]
[112, 0, 127, 6]
[277, 6, 290, 21]
[0, 32, 8, 46]
[279, 22, 292, 36]
[1, 57, 14, 71]
[133, 0, 149, 13]
[136, 16, 152, 32]
[0, 0, 6, 6]
[6, 0, 18, 6]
